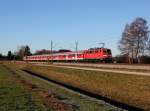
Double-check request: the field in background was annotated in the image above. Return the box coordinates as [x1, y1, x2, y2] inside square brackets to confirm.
[9, 62, 150, 111]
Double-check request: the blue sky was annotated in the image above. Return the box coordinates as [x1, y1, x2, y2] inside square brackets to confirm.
[0, 0, 150, 56]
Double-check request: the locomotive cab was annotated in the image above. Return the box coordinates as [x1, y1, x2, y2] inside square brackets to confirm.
[102, 48, 112, 62]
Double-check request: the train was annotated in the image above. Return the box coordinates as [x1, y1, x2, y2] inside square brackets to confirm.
[23, 47, 112, 63]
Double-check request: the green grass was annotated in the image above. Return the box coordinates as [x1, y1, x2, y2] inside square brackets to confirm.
[0, 65, 56, 111]
[14, 63, 150, 111]
[0, 66, 35, 111]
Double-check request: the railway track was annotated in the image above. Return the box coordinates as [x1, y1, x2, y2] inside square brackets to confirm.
[22, 69, 144, 111]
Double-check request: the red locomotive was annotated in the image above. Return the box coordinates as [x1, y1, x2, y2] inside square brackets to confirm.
[23, 48, 112, 63]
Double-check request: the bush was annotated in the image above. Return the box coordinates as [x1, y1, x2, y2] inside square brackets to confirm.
[139, 56, 150, 64]
[113, 55, 129, 63]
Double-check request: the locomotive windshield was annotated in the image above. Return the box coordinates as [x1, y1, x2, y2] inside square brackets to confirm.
[107, 49, 111, 55]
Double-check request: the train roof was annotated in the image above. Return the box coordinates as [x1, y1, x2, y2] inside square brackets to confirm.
[28, 50, 84, 57]
[26, 47, 111, 57]
[88, 47, 110, 50]
[82, 47, 111, 52]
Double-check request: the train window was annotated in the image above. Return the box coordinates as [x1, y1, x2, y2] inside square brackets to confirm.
[103, 50, 107, 54]
[94, 49, 98, 53]
[87, 50, 93, 54]
[84, 51, 89, 54]
[107, 49, 112, 55]
[68, 54, 74, 57]
[77, 54, 80, 56]
[90, 51, 93, 53]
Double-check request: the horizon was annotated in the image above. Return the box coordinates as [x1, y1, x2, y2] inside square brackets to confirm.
[0, 0, 150, 56]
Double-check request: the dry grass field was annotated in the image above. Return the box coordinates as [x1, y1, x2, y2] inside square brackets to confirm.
[8, 63, 150, 110]
[54, 63, 150, 72]
[1, 62, 122, 111]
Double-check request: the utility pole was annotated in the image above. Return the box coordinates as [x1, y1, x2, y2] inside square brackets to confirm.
[50, 40, 53, 64]
[75, 41, 78, 52]
[75, 41, 78, 62]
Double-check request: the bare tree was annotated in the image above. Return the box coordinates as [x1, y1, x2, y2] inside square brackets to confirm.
[119, 17, 149, 63]
[146, 40, 150, 55]
[16, 45, 31, 60]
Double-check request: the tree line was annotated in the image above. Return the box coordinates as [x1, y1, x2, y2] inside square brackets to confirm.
[4, 46, 71, 61]
[6, 45, 32, 60]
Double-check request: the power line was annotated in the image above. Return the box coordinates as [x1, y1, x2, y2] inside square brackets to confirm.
[98, 42, 105, 48]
